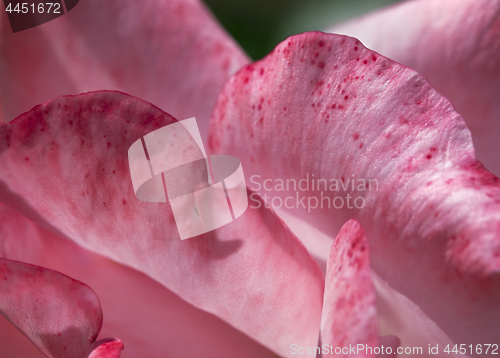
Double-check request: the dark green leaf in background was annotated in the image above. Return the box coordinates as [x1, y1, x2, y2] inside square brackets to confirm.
[203, 0, 404, 60]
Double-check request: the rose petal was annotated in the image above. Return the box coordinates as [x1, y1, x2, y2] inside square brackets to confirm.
[0, 0, 249, 140]
[319, 221, 405, 358]
[320, 220, 378, 358]
[0, 258, 102, 358]
[208, 32, 500, 352]
[376, 335, 399, 358]
[328, 0, 500, 177]
[280, 211, 465, 357]
[275, 208, 333, 273]
[0, 315, 46, 358]
[0, 91, 324, 357]
[88, 339, 124, 358]
[0, 202, 279, 358]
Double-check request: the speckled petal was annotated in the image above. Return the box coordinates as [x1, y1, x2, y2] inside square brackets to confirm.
[88, 339, 124, 358]
[208, 31, 500, 353]
[0, 0, 249, 140]
[320, 220, 378, 358]
[329, 0, 500, 177]
[0, 258, 102, 358]
[0, 202, 279, 358]
[0, 91, 323, 357]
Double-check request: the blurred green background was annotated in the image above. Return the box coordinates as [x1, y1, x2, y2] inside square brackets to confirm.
[203, 0, 404, 60]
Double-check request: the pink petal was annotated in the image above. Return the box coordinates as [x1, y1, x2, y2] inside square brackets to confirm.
[88, 339, 124, 358]
[208, 32, 500, 351]
[276, 208, 333, 273]
[318, 221, 402, 358]
[320, 220, 378, 358]
[377, 336, 399, 358]
[0, 202, 279, 358]
[280, 212, 462, 356]
[329, 0, 500, 177]
[0, 258, 102, 358]
[0, 317, 46, 358]
[0, 0, 249, 140]
[0, 92, 324, 357]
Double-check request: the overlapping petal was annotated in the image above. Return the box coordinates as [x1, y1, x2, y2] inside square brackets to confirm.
[88, 339, 124, 358]
[0, 202, 279, 357]
[208, 31, 500, 353]
[1, 0, 498, 355]
[0, 0, 249, 140]
[0, 315, 47, 357]
[319, 220, 404, 358]
[0, 257, 102, 358]
[328, 0, 500, 177]
[319, 220, 378, 358]
[0, 91, 324, 357]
